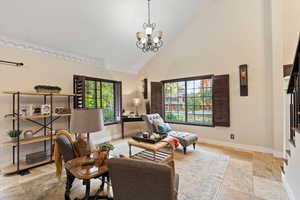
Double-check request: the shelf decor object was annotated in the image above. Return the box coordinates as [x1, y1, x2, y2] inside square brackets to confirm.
[7, 130, 22, 142]
[136, 0, 163, 53]
[0, 91, 76, 175]
[239, 64, 248, 96]
[34, 85, 62, 93]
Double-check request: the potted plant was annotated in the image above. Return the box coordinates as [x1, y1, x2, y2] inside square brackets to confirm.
[94, 142, 114, 166]
[7, 130, 22, 142]
[34, 85, 62, 93]
[97, 142, 115, 153]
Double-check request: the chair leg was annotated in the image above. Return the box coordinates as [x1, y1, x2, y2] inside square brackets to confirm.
[83, 179, 91, 200]
[193, 143, 196, 150]
[183, 146, 187, 154]
[65, 170, 75, 200]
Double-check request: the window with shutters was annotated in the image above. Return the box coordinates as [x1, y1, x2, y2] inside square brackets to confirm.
[73, 75, 122, 125]
[162, 74, 230, 127]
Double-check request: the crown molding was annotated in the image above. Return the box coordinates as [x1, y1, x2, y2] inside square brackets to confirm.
[0, 35, 105, 67]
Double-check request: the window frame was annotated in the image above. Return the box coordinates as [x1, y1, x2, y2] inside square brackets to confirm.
[74, 75, 122, 126]
[162, 75, 214, 127]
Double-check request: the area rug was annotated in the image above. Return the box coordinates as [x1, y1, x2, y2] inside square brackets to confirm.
[0, 142, 229, 200]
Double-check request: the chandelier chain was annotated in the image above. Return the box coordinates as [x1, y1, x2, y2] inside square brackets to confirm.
[148, 0, 151, 25]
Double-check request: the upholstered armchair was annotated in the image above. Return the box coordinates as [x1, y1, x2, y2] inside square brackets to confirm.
[56, 134, 77, 200]
[142, 113, 198, 154]
[107, 158, 179, 200]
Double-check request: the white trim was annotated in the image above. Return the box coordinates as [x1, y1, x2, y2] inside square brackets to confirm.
[0, 35, 105, 67]
[199, 138, 283, 157]
[282, 173, 295, 200]
[273, 151, 284, 158]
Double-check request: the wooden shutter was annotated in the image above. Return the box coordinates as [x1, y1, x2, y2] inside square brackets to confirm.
[73, 75, 85, 109]
[114, 82, 122, 119]
[213, 74, 230, 127]
[151, 82, 163, 117]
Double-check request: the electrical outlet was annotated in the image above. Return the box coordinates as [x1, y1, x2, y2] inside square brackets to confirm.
[230, 134, 235, 140]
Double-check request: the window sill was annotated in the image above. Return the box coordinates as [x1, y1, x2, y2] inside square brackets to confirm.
[165, 121, 214, 127]
[104, 121, 121, 126]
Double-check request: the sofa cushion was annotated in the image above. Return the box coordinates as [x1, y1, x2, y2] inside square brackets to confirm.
[142, 114, 164, 133]
[152, 118, 164, 132]
[168, 131, 198, 147]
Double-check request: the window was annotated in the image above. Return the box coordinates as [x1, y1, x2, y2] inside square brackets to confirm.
[74, 75, 122, 124]
[163, 75, 214, 126]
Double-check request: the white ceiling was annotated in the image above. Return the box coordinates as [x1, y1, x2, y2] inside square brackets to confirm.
[0, 0, 208, 73]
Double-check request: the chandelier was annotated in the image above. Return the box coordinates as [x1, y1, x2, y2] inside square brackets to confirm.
[136, 0, 163, 53]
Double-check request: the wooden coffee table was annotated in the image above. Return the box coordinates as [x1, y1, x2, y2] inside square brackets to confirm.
[128, 139, 175, 169]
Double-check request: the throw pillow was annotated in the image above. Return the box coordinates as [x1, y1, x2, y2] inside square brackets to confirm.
[157, 122, 172, 133]
[152, 118, 164, 132]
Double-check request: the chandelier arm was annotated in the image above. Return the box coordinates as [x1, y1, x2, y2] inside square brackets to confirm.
[136, 41, 144, 49]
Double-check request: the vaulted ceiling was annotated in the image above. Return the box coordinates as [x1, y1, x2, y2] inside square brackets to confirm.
[0, 0, 208, 73]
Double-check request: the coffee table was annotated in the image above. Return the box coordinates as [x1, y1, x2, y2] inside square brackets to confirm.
[128, 139, 175, 169]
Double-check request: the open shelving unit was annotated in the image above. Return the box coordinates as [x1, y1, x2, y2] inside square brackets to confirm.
[1, 91, 77, 175]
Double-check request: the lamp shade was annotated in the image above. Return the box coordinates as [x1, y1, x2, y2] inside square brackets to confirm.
[70, 109, 104, 134]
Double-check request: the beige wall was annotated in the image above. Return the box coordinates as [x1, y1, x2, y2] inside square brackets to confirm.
[138, 0, 275, 150]
[0, 45, 140, 168]
[283, 0, 300, 64]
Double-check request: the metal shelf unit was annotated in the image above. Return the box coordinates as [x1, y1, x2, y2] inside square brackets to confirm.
[1, 91, 76, 175]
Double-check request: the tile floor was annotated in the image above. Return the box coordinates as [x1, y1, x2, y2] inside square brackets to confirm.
[199, 143, 288, 200]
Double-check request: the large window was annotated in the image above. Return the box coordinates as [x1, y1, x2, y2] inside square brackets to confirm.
[163, 76, 213, 126]
[74, 75, 121, 124]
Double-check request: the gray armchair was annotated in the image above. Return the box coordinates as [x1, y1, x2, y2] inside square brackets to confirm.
[56, 134, 77, 200]
[142, 114, 198, 154]
[107, 158, 179, 200]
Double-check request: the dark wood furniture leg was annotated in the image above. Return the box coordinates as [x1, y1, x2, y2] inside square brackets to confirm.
[65, 170, 75, 200]
[121, 120, 124, 139]
[183, 147, 187, 154]
[75, 173, 112, 200]
[83, 179, 91, 200]
[193, 143, 196, 150]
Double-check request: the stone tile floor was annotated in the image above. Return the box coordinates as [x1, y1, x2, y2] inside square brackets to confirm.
[199, 143, 288, 200]
[0, 141, 288, 200]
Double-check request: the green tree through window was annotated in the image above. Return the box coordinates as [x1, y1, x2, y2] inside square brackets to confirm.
[164, 77, 213, 126]
[84, 79, 120, 123]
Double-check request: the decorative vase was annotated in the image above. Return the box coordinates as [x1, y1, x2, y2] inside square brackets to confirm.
[23, 130, 33, 140]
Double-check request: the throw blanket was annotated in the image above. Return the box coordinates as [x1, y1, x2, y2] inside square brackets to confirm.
[162, 136, 179, 149]
[54, 130, 80, 179]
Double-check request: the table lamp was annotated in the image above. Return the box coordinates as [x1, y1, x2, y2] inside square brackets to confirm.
[133, 98, 141, 116]
[71, 109, 104, 154]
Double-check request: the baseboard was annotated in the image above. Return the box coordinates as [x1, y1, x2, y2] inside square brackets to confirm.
[282, 173, 296, 200]
[273, 151, 284, 158]
[199, 138, 282, 157]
